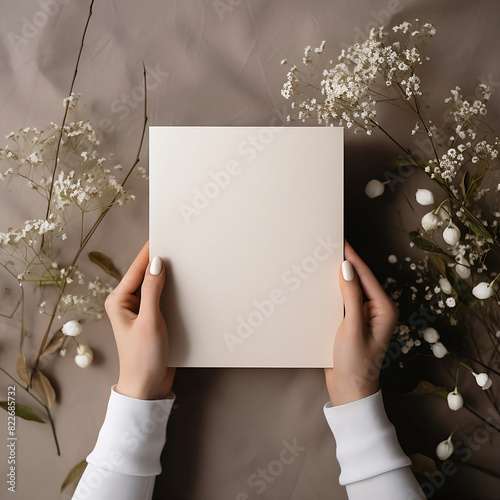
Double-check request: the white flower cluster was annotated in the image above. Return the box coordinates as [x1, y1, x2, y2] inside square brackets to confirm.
[38, 270, 113, 321]
[0, 95, 135, 289]
[281, 20, 436, 132]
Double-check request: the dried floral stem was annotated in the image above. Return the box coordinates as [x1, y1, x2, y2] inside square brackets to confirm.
[42, 0, 95, 247]
[32, 67, 148, 373]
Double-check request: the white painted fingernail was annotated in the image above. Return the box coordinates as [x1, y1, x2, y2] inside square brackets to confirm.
[150, 256, 163, 276]
[342, 260, 355, 281]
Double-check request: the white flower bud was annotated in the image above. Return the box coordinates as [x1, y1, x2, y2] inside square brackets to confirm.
[430, 341, 448, 358]
[436, 436, 454, 460]
[75, 344, 93, 368]
[423, 327, 440, 344]
[472, 282, 493, 300]
[447, 390, 463, 411]
[439, 277, 453, 294]
[62, 319, 83, 337]
[421, 211, 440, 231]
[443, 223, 461, 246]
[415, 188, 435, 206]
[473, 372, 492, 390]
[455, 255, 471, 280]
[365, 179, 385, 198]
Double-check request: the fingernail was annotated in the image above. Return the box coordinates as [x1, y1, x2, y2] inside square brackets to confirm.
[342, 260, 355, 281]
[150, 256, 163, 276]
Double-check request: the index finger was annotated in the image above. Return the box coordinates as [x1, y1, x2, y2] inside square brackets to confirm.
[344, 241, 388, 303]
[113, 241, 150, 296]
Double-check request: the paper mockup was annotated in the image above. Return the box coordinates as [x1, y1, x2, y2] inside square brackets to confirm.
[149, 126, 343, 367]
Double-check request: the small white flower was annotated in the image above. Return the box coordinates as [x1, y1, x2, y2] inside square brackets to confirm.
[443, 223, 461, 246]
[455, 255, 471, 279]
[436, 435, 454, 460]
[447, 389, 463, 411]
[388, 254, 398, 264]
[472, 282, 493, 300]
[446, 297, 456, 308]
[364, 179, 385, 198]
[415, 188, 434, 205]
[421, 211, 441, 231]
[62, 319, 83, 337]
[431, 341, 448, 358]
[473, 372, 492, 390]
[74, 344, 93, 368]
[423, 327, 440, 343]
[439, 277, 453, 294]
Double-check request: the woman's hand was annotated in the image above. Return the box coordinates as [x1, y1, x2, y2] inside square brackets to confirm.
[105, 241, 175, 400]
[325, 242, 398, 406]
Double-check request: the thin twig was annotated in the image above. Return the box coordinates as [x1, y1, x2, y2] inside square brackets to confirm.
[42, 0, 95, 248]
[0, 367, 60, 455]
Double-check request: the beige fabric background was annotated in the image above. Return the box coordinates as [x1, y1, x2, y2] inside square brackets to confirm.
[0, 0, 499, 499]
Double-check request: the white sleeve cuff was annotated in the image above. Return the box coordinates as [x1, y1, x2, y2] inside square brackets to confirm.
[86, 387, 175, 476]
[323, 390, 411, 485]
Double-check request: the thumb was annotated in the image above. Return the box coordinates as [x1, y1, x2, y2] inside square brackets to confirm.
[339, 260, 365, 327]
[139, 256, 166, 318]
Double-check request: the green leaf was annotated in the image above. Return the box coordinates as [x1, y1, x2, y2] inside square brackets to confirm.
[465, 216, 490, 238]
[38, 268, 61, 286]
[409, 453, 439, 475]
[408, 380, 448, 400]
[88, 251, 122, 280]
[32, 370, 56, 409]
[460, 171, 471, 200]
[0, 401, 45, 423]
[61, 460, 87, 492]
[408, 231, 444, 254]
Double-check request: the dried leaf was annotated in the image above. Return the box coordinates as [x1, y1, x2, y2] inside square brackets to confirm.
[16, 353, 30, 385]
[408, 231, 443, 254]
[408, 380, 448, 400]
[41, 329, 65, 357]
[88, 251, 122, 280]
[0, 401, 45, 423]
[61, 460, 87, 492]
[410, 453, 438, 475]
[32, 370, 56, 409]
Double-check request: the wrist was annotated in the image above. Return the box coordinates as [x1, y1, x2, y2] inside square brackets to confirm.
[328, 381, 379, 406]
[116, 372, 174, 400]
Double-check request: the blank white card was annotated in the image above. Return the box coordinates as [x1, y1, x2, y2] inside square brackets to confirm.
[149, 126, 343, 367]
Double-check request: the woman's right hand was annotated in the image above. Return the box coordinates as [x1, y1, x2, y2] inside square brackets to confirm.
[324, 242, 398, 406]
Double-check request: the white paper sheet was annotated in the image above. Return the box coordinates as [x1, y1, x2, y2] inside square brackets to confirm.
[150, 126, 343, 367]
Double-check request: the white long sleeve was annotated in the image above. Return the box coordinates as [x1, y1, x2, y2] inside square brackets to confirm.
[324, 390, 425, 500]
[72, 387, 175, 500]
[72, 388, 424, 500]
